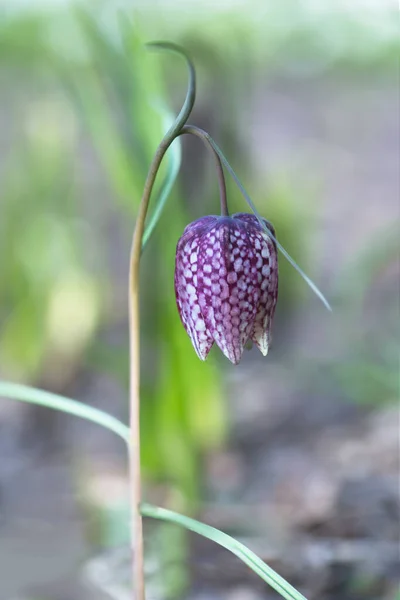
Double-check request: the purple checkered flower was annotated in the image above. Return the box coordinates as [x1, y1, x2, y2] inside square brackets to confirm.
[174, 213, 278, 364]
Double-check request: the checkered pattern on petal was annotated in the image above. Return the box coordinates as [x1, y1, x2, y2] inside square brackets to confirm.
[174, 212, 278, 364]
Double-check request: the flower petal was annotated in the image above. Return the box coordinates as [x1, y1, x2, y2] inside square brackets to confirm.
[174, 233, 214, 360]
[175, 213, 279, 364]
[232, 213, 276, 241]
[233, 213, 278, 355]
[250, 232, 278, 355]
[197, 218, 261, 365]
[180, 215, 219, 241]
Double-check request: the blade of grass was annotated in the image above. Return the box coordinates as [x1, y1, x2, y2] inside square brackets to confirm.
[0, 381, 307, 599]
[0, 381, 129, 443]
[140, 503, 308, 600]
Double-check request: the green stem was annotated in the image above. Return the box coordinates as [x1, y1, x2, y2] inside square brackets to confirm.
[192, 128, 332, 311]
[141, 112, 182, 251]
[129, 42, 196, 600]
[179, 125, 229, 216]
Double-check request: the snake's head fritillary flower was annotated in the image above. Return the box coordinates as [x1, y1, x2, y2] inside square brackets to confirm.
[174, 213, 278, 364]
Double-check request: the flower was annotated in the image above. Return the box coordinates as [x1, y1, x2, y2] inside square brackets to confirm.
[174, 212, 278, 364]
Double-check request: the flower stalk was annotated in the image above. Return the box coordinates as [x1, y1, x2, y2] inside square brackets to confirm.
[128, 43, 196, 600]
[179, 125, 229, 216]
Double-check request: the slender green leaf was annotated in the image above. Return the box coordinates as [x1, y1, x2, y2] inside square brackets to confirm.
[141, 503, 308, 600]
[0, 382, 129, 443]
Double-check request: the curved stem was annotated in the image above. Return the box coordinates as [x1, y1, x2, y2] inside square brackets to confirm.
[193, 128, 332, 311]
[129, 42, 196, 600]
[141, 112, 182, 251]
[179, 125, 229, 216]
[146, 42, 196, 138]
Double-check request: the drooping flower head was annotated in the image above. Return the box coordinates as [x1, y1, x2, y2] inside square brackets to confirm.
[174, 213, 278, 364]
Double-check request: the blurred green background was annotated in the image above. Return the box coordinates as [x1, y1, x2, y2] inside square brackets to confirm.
[0, 1, 399, 599]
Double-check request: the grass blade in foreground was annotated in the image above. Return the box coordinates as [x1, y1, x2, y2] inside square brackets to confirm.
[0, 382, 130, 443]
[141, 503, 308, 600]
[0, 381, 307, 599]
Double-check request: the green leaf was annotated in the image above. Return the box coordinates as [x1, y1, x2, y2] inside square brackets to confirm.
[0, 381, 307, 599]
[0, 382, 129, 443]
[141, 503, 308, 600]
